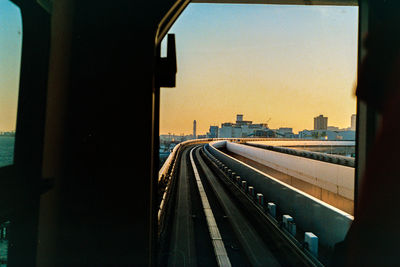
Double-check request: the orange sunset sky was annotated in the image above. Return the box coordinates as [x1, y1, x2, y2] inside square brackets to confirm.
[160, 3, 358, 135]
[0, 1, 21, 132]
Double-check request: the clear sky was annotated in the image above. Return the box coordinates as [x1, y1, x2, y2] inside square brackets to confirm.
[160, 3, 358, 135]
[0, 0, 22, 132]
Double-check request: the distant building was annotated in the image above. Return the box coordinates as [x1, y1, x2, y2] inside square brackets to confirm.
[278, 127, 293, 133]
[299, 130, 313, 139]
[236, 114, 252, 126]
[0, 131, 15, 136]
[327, 126, 339, 131]
[207, 126, 219, 138]
[218, 114, 269, 138]
[274, 127, 294, 138]
[339, 130, 356, 141]
[193, 120, 197, 139]
[351, 114, 356, 131]
[219, 123, 233, 138]
[314, 115, 328, 130]
[299, 129, 355, 140]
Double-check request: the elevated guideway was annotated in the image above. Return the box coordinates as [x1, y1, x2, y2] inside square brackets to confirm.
[224, 141, 355, 214]
[208, 141, 353, 251]
[160, 144, 295, 266]
[228, 141, 355, 198]
[157, 138, 355, 266]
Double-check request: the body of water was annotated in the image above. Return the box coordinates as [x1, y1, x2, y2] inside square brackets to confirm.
[0, 136, 15, 168]
[0, 240, 7, 267]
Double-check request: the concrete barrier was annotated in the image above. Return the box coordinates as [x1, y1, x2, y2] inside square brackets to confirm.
[226, 142, 355, 200]
[206, 141, 353, 250]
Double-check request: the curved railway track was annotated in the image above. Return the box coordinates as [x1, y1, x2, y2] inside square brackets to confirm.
[161, 144, 322, 266]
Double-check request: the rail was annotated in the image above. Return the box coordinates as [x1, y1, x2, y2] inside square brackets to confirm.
[157, 139, 212, 227]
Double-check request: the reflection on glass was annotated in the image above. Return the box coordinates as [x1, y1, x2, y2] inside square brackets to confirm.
[0, 0, 22, 168]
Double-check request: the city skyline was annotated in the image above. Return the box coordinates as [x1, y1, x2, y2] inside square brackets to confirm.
[0, 3, 359, 135]
[160, 4, 358, 135]
[161, 113, 356, 137]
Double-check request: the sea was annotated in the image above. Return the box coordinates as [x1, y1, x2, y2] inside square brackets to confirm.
[0, 240, 6, 267]
[0, 136, 14, 168]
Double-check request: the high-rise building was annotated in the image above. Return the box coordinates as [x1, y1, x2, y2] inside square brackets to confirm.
[208, 125, 218, 138]
[351, 114, 356, 131]
[314, 115, 328, 130]
[193, 120, 197, 139]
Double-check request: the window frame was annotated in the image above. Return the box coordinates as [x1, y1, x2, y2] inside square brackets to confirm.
[0, 0, 51, 265]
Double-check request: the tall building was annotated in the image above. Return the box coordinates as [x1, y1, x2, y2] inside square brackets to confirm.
[193, 120, 196, 139]
[314, 115, 328, 130]
[208, 125, 218, 138]
[351, 114, 356, 131]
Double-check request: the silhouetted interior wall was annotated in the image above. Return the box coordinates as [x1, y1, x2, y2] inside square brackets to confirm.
[37, 0, 175, 265]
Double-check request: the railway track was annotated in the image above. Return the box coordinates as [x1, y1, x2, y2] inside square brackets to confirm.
[161, 144, 322, 266]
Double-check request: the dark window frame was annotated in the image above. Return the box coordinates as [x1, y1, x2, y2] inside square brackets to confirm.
[0, 0, 51, 265]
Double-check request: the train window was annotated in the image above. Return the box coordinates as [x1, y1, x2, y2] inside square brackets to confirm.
[0, 0, 22, 168]
[160, 3, 358, 214]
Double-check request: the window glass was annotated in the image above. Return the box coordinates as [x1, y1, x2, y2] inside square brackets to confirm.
[0, 0, 22, 168]
[160, 3, 358, 214]
[158, 4, 359, 265]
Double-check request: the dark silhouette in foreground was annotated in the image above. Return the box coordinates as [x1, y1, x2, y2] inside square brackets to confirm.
[333, 3, 400, 265]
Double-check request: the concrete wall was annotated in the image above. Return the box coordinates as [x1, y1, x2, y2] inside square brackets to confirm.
[229, 152, 354, 215]
[227, 142, 355, 200]
[207, 141, 353, 249]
